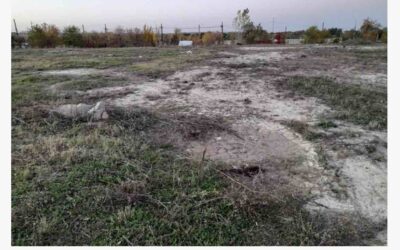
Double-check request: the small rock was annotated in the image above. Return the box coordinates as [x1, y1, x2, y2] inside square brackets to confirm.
[52, 101, 108, 121]
[53, 103, 92, 119]
[243, 98, 252, 104]
[189, 129, 201, 138]
[102, 112, 109, 119]
[88, 101, 108, 120]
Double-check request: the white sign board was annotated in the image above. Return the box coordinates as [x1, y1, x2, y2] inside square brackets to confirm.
[178, 40, 193, 47]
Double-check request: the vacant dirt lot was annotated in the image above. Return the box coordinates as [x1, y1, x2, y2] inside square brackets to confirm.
[12, 44, 387, 245]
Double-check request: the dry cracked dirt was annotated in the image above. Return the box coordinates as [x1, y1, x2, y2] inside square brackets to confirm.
[13, 44, 387, 245]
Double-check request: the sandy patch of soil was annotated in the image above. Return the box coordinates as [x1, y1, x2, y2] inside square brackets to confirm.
[220, 51, 285, 64]
[42, 68, 102, 76]
[188, 118, 316, 164]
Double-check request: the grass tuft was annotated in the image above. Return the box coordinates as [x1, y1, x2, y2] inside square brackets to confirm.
[278, 77, 386, 130]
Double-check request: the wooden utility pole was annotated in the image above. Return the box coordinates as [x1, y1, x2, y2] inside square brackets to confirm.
[221, 22, 224, 43]
[104, 24, 109, 47]
[198, 25, 201, 38]
[284, 26, 287, 44]
[82, 24, 85, 33]
[13, 19, 19, 36]
[160, 24, 163, 45]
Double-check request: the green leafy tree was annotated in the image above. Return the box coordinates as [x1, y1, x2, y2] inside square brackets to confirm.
[243, 23, 269, 43]
[28, 23, 60, 48]
[171, 28, 181, 45]
[62, 26, 83, 47]
[380, 27, 387, 43]
[233, 9, 268, 44]
[27, 25, 46, 47]
[328, 28, 343, 38]
[233, 8, 253, 31]
[304, 26, 329, 44]
[342, 29, 361, 41]
[233, 8, 254, 42]
[304, 26, 319, 43]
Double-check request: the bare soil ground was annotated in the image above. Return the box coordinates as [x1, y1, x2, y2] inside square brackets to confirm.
[12, 44, 387, 245]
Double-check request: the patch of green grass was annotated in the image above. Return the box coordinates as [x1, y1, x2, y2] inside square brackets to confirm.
[12, 47, 209, 72]
[12, 73, 58, 107]
[317, 120, 338, 129]
[279, 77, 386, 130]
[129, 49, 213, 78]
[12, 108, 379, 246]
[57, 75, 130, 91]
[283, 120, 324, 141]
[11, 72, 131, 111]
[351, 48, 387, 61]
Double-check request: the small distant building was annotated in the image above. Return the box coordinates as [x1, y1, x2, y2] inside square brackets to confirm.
[224, 40, 233, 45]
[286, 39, 304, 45]
[178, 40, 193, 47]
[274, 33, 285, 44]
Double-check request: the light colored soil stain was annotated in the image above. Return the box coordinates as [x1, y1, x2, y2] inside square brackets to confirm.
[42, 68, 102, 76]
[188, 118, 316, 163]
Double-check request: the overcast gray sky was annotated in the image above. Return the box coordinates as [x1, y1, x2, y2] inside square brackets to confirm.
[11, 0, 387, 32]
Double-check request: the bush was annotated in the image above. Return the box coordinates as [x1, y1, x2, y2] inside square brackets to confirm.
[28, 23, 61, 48]
[62, 26, 83, 47]
[12, 34, 26, 48]
[328, 28, 343, 38]
[202, 32, 219, 46]
[189, 34, 202, 46]
[342, 30, 361, 41]
[125, 28, 143, 46]
[380, 28, 387, 43]
[360, 18, 381, 42]
[170, 28, 181, 45]
[243, 24, 269, 44]
[143, 25, 157, 46]
[303, 26, 330, 44]
[83, 32, 107, 48]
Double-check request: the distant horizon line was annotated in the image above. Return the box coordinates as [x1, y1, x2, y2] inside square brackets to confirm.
[11, 16, 386, 34]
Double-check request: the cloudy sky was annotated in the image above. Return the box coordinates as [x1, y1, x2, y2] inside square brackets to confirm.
[11, 0, 387, 32]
